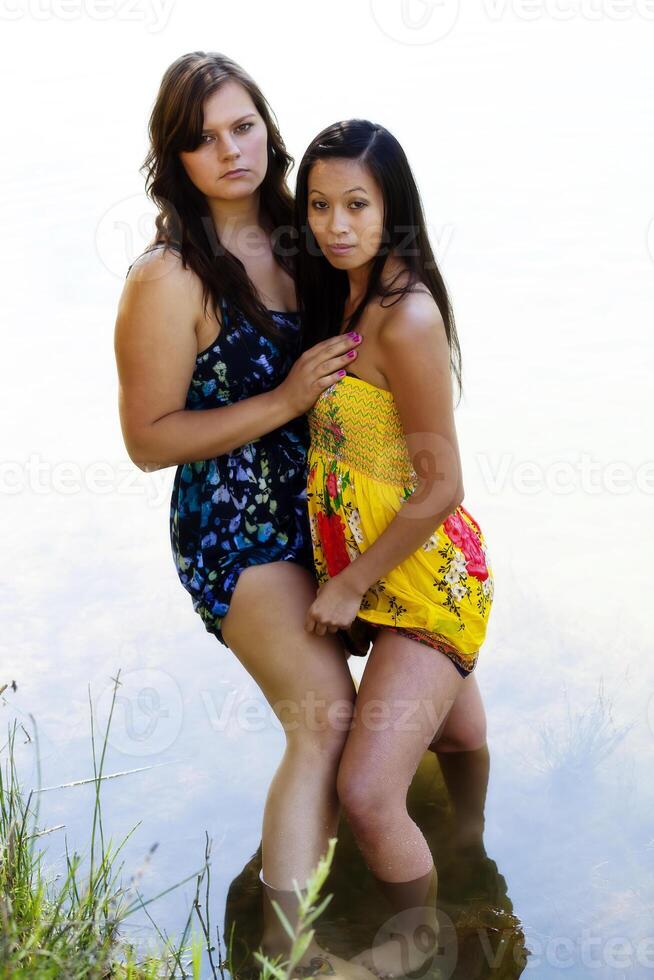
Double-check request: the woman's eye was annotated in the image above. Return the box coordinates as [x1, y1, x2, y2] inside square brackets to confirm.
[199, 123, 252, 145]
[310, 200, 368, 211]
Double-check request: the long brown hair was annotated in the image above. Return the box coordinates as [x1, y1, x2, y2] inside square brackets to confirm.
[294, 120, 463, 403]
[142, 50, 296, 348]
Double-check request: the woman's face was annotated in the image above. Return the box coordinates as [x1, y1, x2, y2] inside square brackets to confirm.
[307, 158, 385, 270]
[178, 79, 269, 199]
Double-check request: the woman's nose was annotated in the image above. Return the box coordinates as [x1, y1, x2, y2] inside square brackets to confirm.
[329, 209, 349, 233]
[221, 136, 241, 158]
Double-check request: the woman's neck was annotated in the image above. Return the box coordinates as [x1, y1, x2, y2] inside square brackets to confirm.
[346, 254, 411, 311]
[207, 190, 264, 252]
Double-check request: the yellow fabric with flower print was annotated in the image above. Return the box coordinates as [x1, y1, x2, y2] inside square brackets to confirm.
[306, 374, 494, 666]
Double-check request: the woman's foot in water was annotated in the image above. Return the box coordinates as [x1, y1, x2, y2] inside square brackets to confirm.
[260, 869, 378, 980]
[349, 912, 441, 979]
[349, 866, 441, 979]
[261, 933, 380, 980]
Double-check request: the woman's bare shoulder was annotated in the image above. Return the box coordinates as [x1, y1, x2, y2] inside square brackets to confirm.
[116, 245, 203, 352]
[120, 246, 206, 323]
[378, 285, 444, 338]
[125, 244, 192, 285]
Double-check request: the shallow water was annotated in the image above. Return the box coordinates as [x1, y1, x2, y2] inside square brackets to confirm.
[2, 5, 653, 978]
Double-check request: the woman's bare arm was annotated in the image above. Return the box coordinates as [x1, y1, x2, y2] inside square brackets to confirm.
[339, 293, 465, 595]
[114, 252, 290, 471]
[114, 249, 296, 471]
[114, 249, 361, 471]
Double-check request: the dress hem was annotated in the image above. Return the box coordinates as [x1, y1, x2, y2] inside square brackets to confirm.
[348, 611, 479, 676]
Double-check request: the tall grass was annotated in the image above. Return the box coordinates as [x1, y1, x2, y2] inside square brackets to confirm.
[537, 678, 633, 777]
[0, 672, 336, 979]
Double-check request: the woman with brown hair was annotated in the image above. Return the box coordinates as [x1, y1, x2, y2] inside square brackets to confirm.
[113, 51, 373, 979]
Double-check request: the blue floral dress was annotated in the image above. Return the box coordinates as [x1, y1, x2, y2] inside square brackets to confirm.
[168, 296, 317, 643]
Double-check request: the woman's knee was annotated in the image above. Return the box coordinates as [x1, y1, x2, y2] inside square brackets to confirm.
[336, 761, 403, 829]
[281, 694, 355, 761]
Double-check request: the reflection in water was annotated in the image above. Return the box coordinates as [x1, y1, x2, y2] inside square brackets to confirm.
[224, 748, 528, 979]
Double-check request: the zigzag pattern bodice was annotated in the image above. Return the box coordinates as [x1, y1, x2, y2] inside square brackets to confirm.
[307, 375, 418, 486]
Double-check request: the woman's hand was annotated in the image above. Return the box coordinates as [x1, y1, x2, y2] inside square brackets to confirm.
[305, 574, 366, 636]
[277, 332, 362, 417]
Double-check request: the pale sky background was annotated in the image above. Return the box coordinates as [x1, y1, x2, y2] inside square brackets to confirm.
[1, 2, 653, 974]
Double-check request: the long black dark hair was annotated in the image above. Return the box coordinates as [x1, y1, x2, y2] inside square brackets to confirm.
[293, 120, 462, 402]
[141, 50, 296, 348]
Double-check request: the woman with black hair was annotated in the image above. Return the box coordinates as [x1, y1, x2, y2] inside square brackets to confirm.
[114, 53, 375, 980]
[296, 120, 495, 978]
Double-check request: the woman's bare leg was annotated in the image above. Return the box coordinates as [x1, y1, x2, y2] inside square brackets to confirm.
[428, 673, 490, 849]
[336, 629, 465, 976]
[337, 629, 462, 877]
[221, 562, 378, 978]
[428, 672, 487, 753]
[221, 561, 356, 884]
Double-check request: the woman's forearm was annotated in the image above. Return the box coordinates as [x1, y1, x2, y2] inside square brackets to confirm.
[126, 386, 296, 471]
[339, 483, 464, 595]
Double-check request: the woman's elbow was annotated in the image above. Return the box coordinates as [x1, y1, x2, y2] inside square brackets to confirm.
[131, 451, 168, 473]
[123, 430, 166, 472]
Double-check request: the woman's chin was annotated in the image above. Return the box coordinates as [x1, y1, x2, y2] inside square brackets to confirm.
[324, 251, 364, 269]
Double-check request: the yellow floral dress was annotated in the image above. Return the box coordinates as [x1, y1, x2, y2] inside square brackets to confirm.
[306, 372, 494, 676]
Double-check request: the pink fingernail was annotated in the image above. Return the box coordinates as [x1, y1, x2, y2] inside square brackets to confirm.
[338, 369, 346, 377]
[347, 350, 356, 357]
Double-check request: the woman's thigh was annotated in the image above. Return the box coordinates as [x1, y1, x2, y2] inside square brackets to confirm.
[428, 673, 487, 752]
[220, 561, 357, 743]
[337, 629, 465, 805]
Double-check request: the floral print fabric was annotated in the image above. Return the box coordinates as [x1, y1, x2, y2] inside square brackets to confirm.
[306, 374, 495, 674]
[168, 298, 315, 643]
